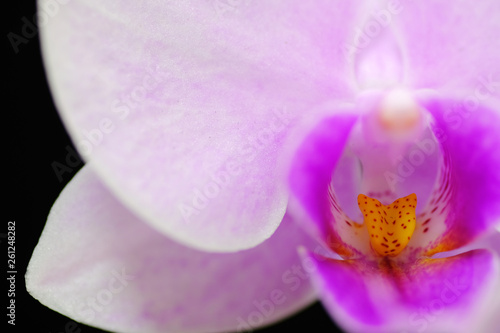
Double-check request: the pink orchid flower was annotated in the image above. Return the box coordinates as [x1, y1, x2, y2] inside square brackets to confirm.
[27, 1, 500, 332]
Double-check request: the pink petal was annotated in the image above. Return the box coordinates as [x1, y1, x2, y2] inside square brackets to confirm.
[408, 94, 500, 256]
[39, 0, 364, 251]
[287, 111, 362, 258]
[353, 19, 404, 90]
[303, 248, 499, 333]
[394, 1, 500, 93]
[474, 231, 500, 332]
[26, 166, 319, 333]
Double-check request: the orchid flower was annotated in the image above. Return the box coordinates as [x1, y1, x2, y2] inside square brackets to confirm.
[27, 1, 500, 332]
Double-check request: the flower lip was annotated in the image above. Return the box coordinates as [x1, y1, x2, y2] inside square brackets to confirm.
[358, 193, 417, 257]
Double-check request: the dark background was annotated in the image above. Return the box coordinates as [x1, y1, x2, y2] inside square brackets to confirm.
[5, 2, 343, 332]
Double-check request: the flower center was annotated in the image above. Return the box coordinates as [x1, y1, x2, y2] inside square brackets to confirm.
[357, 193, 417, 257]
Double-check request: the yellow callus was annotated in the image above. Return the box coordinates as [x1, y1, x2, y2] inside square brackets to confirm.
[357, 193, 417, 257]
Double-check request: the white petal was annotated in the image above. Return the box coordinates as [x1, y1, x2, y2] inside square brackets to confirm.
[26, 166, 319, 333]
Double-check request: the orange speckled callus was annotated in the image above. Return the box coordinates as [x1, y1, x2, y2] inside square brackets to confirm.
[358, 193, 417, 257]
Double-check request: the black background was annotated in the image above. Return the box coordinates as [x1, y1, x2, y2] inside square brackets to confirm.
[5, 2, 343, 332]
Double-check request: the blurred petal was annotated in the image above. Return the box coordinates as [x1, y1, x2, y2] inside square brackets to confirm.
[287, 110, 363, 258]
[409, 94, 500, 255]
[353, 18, 404, 90]
[424, 231, 500, 333]
[474, 231, 500, 333]
[395, 0, 500, 93]
[39, 0, 365, 251]
[304, 249, 499, 333]
[26, 166, 319, 333]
